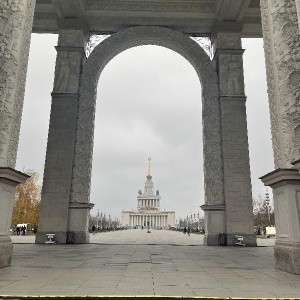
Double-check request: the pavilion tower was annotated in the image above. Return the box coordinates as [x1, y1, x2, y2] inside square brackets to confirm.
[122, 158, 175, 228]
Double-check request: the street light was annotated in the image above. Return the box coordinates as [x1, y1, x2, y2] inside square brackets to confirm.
[96, 209, 99, 229]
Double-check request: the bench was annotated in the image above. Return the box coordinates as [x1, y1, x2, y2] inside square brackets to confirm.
[45, 234, 56, 244]
[235, 235, 246, 247]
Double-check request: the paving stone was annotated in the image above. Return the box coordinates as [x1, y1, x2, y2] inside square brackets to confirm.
[0, 231, 297, 298]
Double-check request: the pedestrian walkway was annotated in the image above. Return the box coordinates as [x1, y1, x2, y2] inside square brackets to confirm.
[1, 230, 296, 298]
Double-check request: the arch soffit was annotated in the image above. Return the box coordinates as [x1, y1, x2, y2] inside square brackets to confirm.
[73, 26, 223, 205]
[83, 26, 218, 96]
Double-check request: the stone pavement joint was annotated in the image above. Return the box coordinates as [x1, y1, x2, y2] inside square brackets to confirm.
[1, 230, 297, 299]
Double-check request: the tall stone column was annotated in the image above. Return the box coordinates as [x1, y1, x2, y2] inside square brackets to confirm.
[36, 27, 93, 244]
[0, 0, 35, 168]
[260, 0, 300, 274]
[211, 26, 256, 246]
[0, 0, 36, 268]
[295, 0, 300, 29]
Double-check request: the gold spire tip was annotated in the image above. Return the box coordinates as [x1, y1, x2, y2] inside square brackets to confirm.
[148, 157, 151, 176]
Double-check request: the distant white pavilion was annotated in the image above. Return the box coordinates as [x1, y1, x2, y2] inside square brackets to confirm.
[122, 158, 175, 229]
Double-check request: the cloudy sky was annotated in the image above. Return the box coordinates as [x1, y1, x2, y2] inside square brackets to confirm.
[16, 34, 273, 222]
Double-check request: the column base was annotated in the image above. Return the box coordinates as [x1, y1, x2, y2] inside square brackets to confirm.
[274, 241, 300, 274]
[204, 233, 256, 246]
[36, 231, 67, 244]
[226, 233, 257, 246]
[73, 231, 90, 243]
[36, 231, 90, 244]
[0, 236, 13, 268]
[201, 204, 226, 246]
[203, 233, 220, 245]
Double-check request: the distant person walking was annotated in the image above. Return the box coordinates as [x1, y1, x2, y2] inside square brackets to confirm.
[184, 227, 187, 234]
[92, 225, 96, 235]
[16, 226, 20, 235]
[21, 226, 26, 235]
[187, 226, 191, 236]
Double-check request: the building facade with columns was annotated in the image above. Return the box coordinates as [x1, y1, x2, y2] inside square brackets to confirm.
[122, 160, 175, 229]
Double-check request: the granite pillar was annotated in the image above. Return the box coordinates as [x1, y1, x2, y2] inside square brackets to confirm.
[260, 167, 300, 274]
[211, 27, 256, 246]
[260, 0, 300, 272]
[0, 168, 29, 268]
[36, 28, 93, 244]
[0, 0, 35, 267]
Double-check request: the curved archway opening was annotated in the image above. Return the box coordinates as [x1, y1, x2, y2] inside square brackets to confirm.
[90, 45, 203, 223]
[72, 27, 224, 220]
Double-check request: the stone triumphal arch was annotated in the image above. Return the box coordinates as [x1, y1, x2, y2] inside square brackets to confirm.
[1, 0, 300, 274]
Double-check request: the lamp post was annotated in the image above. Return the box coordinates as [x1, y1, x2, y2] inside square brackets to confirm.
[96, 210, 99, 229]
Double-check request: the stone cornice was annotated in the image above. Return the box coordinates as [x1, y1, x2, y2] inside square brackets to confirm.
[200, 204, 225, 211]
[0, 168, 30, 186]
[260, 168, 300, 188]
[69, 202, 94, 209]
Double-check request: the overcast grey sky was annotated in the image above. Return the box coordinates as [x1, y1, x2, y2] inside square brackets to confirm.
[16, 34, 273, 221]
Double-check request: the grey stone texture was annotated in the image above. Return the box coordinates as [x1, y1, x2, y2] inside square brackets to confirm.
[37, 29, 91, 244]
[0, 0, 35, 168]
[260, 0, 300, 168]
[0, 236, 12, 268]
[260, 0, 300, 274]
[275, 241, 300, 274]
[0, 168, 29, 268]
[37, 95, 79, 244]
[261, 168, 300, 274]
[0, 0, 35, 268]
[212, 31, 256, 246]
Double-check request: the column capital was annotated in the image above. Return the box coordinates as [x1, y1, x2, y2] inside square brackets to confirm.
[212, 22, 243, 34]
[57, 28, 89, 48]
[211, 27, 242, 58]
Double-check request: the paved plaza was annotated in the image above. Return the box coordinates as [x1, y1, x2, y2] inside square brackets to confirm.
[0, 230, 299, 298]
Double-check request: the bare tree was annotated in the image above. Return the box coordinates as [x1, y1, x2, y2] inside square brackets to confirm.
[252, 190, 275, 230]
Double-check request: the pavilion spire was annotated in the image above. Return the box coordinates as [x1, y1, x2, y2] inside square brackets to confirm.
[148, 157, 151, 176]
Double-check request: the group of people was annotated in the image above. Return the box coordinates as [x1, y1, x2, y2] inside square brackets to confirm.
[183, 226, 191, 236]
[16, 226, 26, 235]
